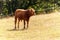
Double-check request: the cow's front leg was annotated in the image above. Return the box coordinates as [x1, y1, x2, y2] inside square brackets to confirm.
[27, 19, 29, 29]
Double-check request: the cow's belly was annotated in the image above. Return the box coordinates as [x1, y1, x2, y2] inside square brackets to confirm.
[18, 16, 27, 20]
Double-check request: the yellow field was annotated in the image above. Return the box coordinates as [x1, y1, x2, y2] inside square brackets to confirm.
[0, 11, 60, 40]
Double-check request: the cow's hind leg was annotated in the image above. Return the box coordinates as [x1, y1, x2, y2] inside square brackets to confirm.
[15, 17, 17, 30]
[24, 20, 25, 29]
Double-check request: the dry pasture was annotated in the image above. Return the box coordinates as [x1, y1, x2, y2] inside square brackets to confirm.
[0, 11, 60, 40]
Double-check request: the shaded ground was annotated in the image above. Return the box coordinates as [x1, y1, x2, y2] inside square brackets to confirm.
[0, 11, 60, 40]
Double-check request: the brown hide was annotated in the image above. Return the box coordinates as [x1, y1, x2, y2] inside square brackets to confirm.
[14, 9, 35, 30]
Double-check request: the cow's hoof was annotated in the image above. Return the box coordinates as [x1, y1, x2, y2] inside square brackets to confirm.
[13, 28, 16, 30]
[21, 28, 25, 30]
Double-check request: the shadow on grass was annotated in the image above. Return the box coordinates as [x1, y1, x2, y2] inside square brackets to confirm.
[7, 28, 27, 31]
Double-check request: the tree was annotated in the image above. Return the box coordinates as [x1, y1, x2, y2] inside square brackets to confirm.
[0, 0, 3, 14]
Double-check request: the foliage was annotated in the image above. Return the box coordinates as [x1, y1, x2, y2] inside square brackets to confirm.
[0, 0, 60, 16]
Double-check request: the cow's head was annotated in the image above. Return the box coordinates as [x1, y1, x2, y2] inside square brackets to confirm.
[27, 8, 36, 16]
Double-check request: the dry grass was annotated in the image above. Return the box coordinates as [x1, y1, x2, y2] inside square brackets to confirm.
[0, 11, 60, 40]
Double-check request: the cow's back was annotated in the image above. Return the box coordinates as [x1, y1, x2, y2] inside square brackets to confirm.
[15, 9, 27, 20]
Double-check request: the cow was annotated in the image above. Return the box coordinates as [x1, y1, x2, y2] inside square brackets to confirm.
[14, 8, 35, 30]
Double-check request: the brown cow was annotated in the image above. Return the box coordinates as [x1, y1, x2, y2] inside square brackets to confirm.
[14, 8, 35, 30]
